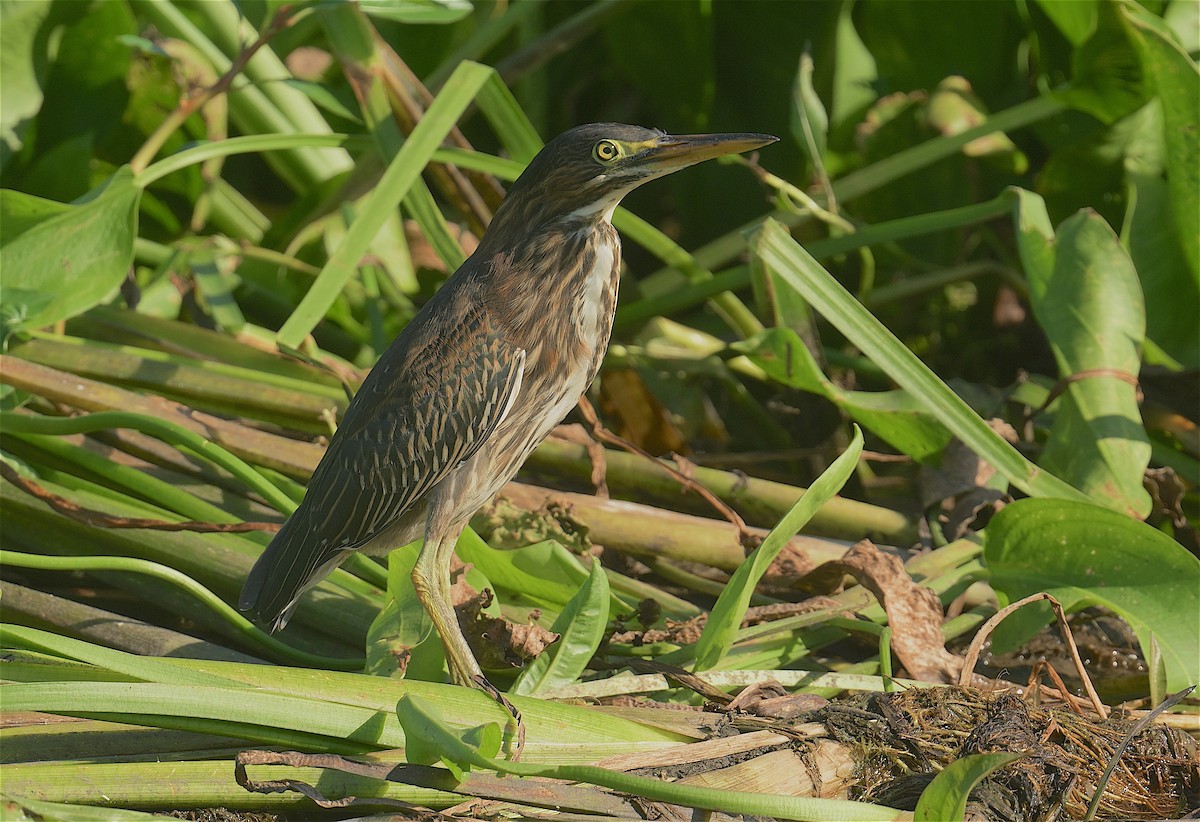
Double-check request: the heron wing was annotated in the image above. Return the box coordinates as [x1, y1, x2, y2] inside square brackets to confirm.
[239, 298, 524, 622]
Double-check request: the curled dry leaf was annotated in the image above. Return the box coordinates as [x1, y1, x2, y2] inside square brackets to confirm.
[807, 540, 962, 684]
[451, 563, 559, 669]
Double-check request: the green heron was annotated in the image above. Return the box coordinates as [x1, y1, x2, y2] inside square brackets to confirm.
[240, 124, 776, 701]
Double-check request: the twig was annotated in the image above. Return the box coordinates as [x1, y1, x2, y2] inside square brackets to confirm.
[130, 5, 297, 173]
[576, 396, 758, 550]
[1023, 368, 1141, 423]
[959, 592, 1108, 718]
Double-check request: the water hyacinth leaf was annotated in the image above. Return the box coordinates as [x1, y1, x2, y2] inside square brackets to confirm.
[1119, 2, 1200, 279]
[1018, 200, 1151, 517]
[365, 544, 434, 677]
[985, 498, 1200, 692]
[1120, 101, 1198, 367]
[693, 426, 862, 672]
[1060, 1, 1148, 123]
[510, 557, 610, 697]
[914, 752, 1026, 821]
[735, 328, 952, 461]
[454, 529, 586, 610]
[0, 188, 71, 243]
[0, 0, 53, 169]
[1035, 0, 1098, 46]
[0, 167, 140, 335]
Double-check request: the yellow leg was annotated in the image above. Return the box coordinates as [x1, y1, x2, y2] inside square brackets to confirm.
[410, 523, 481, 687]
[411, 519, 525, 757]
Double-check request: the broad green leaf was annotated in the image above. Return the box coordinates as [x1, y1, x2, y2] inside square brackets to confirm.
[1120, 2, 1200, 279]
[365, 543, 434, 678]
[0, 189, 71, 244]
[1035, 0, 1098, 45]
[1059, 1, 1148, 123]
[985, 498, 1200, 692]
[0, 167, 140, 334]
[751, 216, 1087, 503]
[914, 752, 1026, 821]
[693, 427, 863, 672]
[1018, 200, 1151, 517]
[454, 530, 586, 610]
[1119, 100, 1198, 367]
[510, 558, 610, 697]
[736, 328, 952, 462]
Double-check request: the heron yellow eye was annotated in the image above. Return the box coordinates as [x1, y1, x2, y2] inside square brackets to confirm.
[593, 140, 620, 163]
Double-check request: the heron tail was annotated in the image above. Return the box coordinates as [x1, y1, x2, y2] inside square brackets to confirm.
[238, 514, 344, 633]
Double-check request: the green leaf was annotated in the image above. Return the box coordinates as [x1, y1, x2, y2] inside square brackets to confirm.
[914, 752, 1026, 821]
[279, 78, 363, 124]
[0, 189, 71, 244]
[365, 544, 435, 678]
[1035, 0, 1098, 46]
[985, 498, 1200, 692]
[1017, 196, 1151, 517]
[0, 0, 53, 169]
[1059, 1, 1148, 123]
[358, 0, 473, 25]
[736, 328, 952, 461]
[751, 215, 1088, 503]
[396, 696, 499, 777]
[1120, 2, 1200, 279]
[792, 50, 828, 163]
[1, 795, 164, 822]
[454, 530, 587, 610]
[510, 557, 610, 697]
[829, 0, 878, 130]
[694, 427, 863, 672]
[1121, 102, 1199, 367]
[0, 167, 140, 335]
[0, 625, 246, 689]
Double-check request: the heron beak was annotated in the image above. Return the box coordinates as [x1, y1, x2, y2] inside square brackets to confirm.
[639, 132, 779, 171]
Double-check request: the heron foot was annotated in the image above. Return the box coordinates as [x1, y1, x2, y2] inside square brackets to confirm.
[474, 674, 525, 761]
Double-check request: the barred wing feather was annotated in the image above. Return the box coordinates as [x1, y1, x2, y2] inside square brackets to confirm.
[239, 303, 525, 629]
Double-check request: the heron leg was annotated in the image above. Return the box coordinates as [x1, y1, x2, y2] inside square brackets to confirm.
[411, 509, 525, 757]
[411, 519, 481, 687]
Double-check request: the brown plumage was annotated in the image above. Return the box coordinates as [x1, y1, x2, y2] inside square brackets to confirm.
[240, 123, 776, 702]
